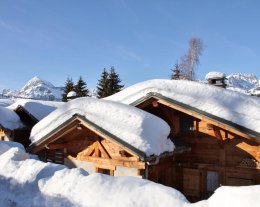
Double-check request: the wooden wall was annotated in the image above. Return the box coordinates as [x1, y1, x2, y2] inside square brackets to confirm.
[139, 101, 260, 201]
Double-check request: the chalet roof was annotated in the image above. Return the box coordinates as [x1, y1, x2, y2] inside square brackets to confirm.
[205, 71, 226, 80]
[28, 97, 174, 157]
[106, 79, 260, 140]
[8, 99, 64, 121]
[0, 106, 24, 130]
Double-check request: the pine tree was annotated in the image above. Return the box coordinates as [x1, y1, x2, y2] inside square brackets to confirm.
[62, 77, 74, 102]
[75, 76, 90, 97]
[96, 68, 110, 98]
[107, 66, 124, 95]
[171, 63, 181, 80]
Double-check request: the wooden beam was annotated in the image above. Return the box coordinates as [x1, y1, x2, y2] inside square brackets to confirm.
[213, 126, 224, 148]
[78, 119, 140, 158]
[97, 141, 111, 159]
[69, 155, 145, 169]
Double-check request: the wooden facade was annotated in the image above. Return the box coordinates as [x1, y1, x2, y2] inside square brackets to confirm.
[28, 115, 174, 180]
[132, 94, 260, 201]
[27, 93, 260, 202]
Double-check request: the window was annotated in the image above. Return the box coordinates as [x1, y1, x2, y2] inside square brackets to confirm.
[180, 116, 195, 133]
[97, 167, 114, 176]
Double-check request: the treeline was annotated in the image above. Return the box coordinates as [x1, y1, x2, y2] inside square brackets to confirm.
[62, 66, 124, 102]
[62, 37, 204, 102]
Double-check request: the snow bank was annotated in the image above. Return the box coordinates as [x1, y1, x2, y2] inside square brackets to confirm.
[193, 185, 260, 207]
[30, 97, 173, 156]
[0, 142, 187, 207]
[8, 99, 64, 121]
[0, 142, 259, 207]
[0, 106, 23, 130]
[106, 79, 260, 134]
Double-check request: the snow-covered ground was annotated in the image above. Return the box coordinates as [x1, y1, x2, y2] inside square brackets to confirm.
[0, 141, 259, 207]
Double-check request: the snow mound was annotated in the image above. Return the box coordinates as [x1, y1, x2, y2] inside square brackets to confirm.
[0, 142, 259, 207]
[0, 106, 23, 130]
[39, 170, 188, 207]
[8, 98, 64, 121]
[106, 79, 260, 134]
[203, 185, 260, 207]
[30, 97, 173, 156]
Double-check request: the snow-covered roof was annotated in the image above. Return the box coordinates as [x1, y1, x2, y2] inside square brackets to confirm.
[8, 99, 64, 121]
[67, 91, 76, 98]
[30, 97, 173, 157]
[0, 106, 23, 130]
[205, 71, 226, 80]
[106, 79, 260, 136]
[0, 99, 14, 107]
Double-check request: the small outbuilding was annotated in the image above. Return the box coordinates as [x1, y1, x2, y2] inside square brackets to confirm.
[205, 71, 226, 88]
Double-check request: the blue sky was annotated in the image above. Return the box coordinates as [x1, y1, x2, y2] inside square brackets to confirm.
[0, 0, 260, 90]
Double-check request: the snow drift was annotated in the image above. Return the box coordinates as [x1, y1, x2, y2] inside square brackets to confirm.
[0, 142, 259, 207]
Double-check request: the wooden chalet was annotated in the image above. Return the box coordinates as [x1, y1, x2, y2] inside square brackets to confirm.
[0, 106, 26, 143]
[105, 79, 260, 201]
[8, 100, 64, 147]
[128, 92, 260, 200]
[27, 98, 176, 180]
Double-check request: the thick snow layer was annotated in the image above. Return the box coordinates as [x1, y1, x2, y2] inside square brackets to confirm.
[8, 98, 64, 121]
[205, 72, 226, 80]
[106, 79, 260, 134]
[0, 98, 14, 107]
[30, 97, 173, 156]
[0, 142, 259, 207]
[0, 106, 23, 130]
[67, 91, 77, 98]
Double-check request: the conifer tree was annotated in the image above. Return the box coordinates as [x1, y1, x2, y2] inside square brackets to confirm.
[62, 77, 74, 102]
[108, 66, 124, 95]
[75, 76, 90, 97]
[96, 68, 110, 98]
[171, 63, 181, 80]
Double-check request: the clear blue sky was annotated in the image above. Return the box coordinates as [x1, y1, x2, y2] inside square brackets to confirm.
[0, 0, 260, 90]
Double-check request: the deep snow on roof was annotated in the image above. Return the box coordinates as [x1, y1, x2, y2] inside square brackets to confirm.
[205, 71, 226, 80]
[30, 97, 173, 156]
[8, 99, 64, 121]
[0, 106, 23, 130]
[106, 79, 260, 134]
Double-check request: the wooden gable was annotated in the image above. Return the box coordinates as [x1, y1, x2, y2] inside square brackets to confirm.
[35, 118, 145, 177]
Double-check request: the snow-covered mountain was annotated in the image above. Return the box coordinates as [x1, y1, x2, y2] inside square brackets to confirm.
[226, 73, 260, 96]
[1, 76, 63, 101]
